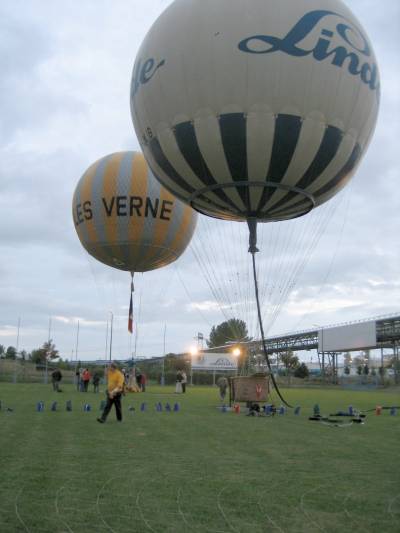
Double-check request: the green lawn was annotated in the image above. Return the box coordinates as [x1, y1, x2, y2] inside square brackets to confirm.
[0, 383, 399, 532]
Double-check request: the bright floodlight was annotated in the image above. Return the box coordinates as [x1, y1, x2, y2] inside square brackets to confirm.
[189, 346, 198, 357]
[232, 348, 241, 357]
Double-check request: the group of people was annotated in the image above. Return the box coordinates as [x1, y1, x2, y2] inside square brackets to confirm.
[96, 363, 234, 425]
[123, 368, 147, 392]
[75, 368, 101, 392]
[175, 370, 187, 393]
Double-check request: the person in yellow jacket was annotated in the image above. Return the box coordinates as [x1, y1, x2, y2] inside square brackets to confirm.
[97, 362, 125, 423]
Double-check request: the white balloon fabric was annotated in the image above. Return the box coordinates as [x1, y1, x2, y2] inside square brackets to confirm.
[130, 0, 380, 222]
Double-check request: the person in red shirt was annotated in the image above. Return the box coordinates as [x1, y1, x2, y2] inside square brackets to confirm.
[82, 368, 91, 392]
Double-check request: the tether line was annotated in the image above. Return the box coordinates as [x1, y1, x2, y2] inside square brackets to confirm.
[249, 220, 294, 409]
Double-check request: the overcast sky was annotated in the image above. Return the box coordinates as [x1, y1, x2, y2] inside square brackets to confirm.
[1, 0, 399, 361]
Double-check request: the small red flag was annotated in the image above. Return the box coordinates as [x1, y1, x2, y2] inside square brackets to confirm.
[128, 292, 133, 333]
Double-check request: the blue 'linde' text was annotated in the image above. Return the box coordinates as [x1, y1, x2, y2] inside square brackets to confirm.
[131, 57, 165, 97]
[238, 10, 379, 94]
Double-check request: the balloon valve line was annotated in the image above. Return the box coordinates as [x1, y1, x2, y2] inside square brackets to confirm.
[247, 218, 259, 254]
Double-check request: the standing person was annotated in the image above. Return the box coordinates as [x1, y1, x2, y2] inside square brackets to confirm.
[181, 371, 187, 393]
[79, 369, 85, 391]
[141, 372, 147, 392]
[51, 369, 62, 392]
[82, 368, 91, 392]
[175, 370, 183, 394]
[217, 376, 228, 402]
[92, 372, 100, 393]
[136, 370, 143, 392]
[97, 362, 125, 423]
[75, 369, 80, 391]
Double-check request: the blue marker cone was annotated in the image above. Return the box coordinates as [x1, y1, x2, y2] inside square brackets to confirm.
[279, 406, 285, 415]
[36, 401, 44, 412]
[140, 402, 146, 412]
[173, 402, 180, 412]
[313, 404, 320, 416]
[156, 402, 162, 412]
[349, 405, 354, 416]
[390, 407, 397, 416]
[294, 406, 301, 416]
[66, 400, 72, 412]
[51, 402, 57, 412]
[165, 402, 171, 412]
[83, 404, 91, 412]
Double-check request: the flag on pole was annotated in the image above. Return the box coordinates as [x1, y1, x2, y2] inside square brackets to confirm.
[128, 292, 133, 333]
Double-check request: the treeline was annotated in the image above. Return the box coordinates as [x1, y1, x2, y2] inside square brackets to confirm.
[0, 340, 62, 366]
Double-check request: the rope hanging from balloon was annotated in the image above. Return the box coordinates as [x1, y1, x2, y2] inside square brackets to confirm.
[128, 272, 134, 335]
[248, 219, 294, 409]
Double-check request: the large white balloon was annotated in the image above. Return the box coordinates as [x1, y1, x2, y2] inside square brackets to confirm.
[130, 0, 379, 222]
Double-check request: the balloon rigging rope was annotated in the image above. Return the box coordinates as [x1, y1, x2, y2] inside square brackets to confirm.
[189, 193, 340, 352]
[258, 198, 339, 335]
[251, 250, 293, 408]
[190, 231, 233, 324]
[174, 265, 215, 328]
[191, 219, 246, 340]
[293, 186, 352, 330]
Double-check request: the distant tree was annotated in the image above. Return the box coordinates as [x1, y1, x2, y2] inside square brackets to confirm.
[344, 366, 351, 375]
[363, 364, 369, 375]
[164, 353, 188, 372]
[30, 340, 59, 365]
[20, 350, 28, 361]
[0, 345, 5, 358]
[207, 318, 251, 348]
[356, 365, 363, 376]
[294, 362, 309, 379]
[280, 350, 299, 372]
[280, 350, 299, 384]
[5, 346, 17, 359]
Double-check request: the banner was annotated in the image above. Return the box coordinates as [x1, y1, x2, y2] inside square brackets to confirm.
[191, 352, 238, 371]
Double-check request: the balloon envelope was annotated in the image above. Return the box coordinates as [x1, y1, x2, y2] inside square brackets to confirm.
[72, 151, 197, 272]
[130, 0, 379, 222]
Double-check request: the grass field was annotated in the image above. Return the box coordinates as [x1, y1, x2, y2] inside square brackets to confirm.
[0, 383, 399, 533]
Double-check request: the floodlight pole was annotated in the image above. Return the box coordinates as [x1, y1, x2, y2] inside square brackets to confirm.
[14, 317, 21, 384]
[109, 312, 114, 361]
[321, 327, 325, 382]
[45, 317, 52, 385]
[161, 323, 166, 386]
[75, 320, 80, 364]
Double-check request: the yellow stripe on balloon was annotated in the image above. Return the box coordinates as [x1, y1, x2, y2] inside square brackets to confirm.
[102, 153, 128, 267]
[129, 153, 148, 242]
[102, 153, 122, 245]
[80, 163, 98, 245]
[142, 183, 173, 267]
[168, 203, 193, 265]
[127, 153, 148, 270]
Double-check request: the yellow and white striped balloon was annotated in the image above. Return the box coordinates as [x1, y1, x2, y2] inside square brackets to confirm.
[72, 151, 197, 273]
